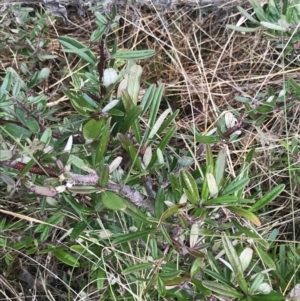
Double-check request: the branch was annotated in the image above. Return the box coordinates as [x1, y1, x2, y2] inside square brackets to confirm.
[65, 172, 155, 215]
[1, 160, 155, 215]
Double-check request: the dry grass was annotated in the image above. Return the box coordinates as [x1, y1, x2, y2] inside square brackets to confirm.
[114, 3, 300, 235]
[1, 1, 300, 299]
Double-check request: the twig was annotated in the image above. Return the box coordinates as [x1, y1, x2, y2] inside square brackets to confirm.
[1, 160, 155, 215]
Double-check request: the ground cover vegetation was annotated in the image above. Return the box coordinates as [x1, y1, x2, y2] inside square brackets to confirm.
[0, 0, 300, 300]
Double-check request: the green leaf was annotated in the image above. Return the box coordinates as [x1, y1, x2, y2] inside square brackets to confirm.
[260, 21, 287, 31]
[122, 90, 135, 113]
[95, 119, 110, 165]
[204, 196, 238, 205]
[111, 229, 155, 244]
[204, 268, 232, 286]
[206, 173, 218, 198]
[239, 247, 253, 271]
[94, 12, 107, 25]
[215, 148, 226, 187]
[192, 279, 211, 296]
[159, 204, 186, 223]
[15, 107, 27, 125]
[83, 118, 105, 141]
[113, 49, 155, 60]
[126, 145, 143, 171]
[65, 90, 94, 117]
[147, 125, 177, 169]
[155, 188, 165, 218]
[157, 125, 177, 151]
[232, 220, 269, 248]
[202, 280, 244, 298]
[255, 247, 276, 270]
[201, 167, 210, 201]
[126, 63, 143, 105]
[206, 144, 214, 167]
[101, 191, 126, 210]
[98, 164, 110, 188]
[0, 71, 12, 93]
[140, 84, 156, 116]
[195, 134, 220, 143]
[148, 85, 164, 129]
[91, 24, 107, 42]
[250, 184, 285, 212]
[157, 276, 166, 296]
[28, 71, 39, 88]
[122, 206, 150, 223]
[156, 109, 179, 135]
[180, 170, 199, 205]
[148, 108, 171, 140]
[82, 93, 99, 108]
[19, 159, 35, 178]
[68, 186, 100, 194]
[70, 220, 87, 240]
[246, 148, 255, 164]
[27, 117, 40, 133]
[122, 263, 153, 275]
[289, 79, 300, 93]
[59, 36, 96, 64]
[222, 233, 248, 294]
[62, 194, 89, 215]
[190, 258, 202, 277]
[53, 249, 80, 267]
[251, 291, 285, 301]
[237, 5, 261, 24]
[117, 132, 132, 152]
[163, 276, 190, 286]
[256, 104, 274, 114]
[228, 206, 261, 226]
[122, 105, 143, 134]
[235, 96, 251, 103]
[149, 238, 158, 259]
[250, 273, 264, 294]
[1, 124, 31, 139]
[95, 268, 106, 290]
[122, 208, 149, 223]
[117, 134, 143, 171]
[220, 177, 249, 196]
[40, 128, 52, 144]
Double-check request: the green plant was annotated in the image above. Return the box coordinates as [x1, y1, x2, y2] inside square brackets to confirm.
[0, 0, 297, 300]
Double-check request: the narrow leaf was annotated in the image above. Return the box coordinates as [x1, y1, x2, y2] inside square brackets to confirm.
[111, 229, 154, 244]
[206, 173, 218, 198]
[98, 164, 110, 188]
[53, 249, 80, 267]
[148, 108, 171, 139]
[101, 191, 126, 210]
[113, 49, 155, 60]
[222, 233, 248, 294]
[250, 184, 285, 212]
[260, 21, 287, 31]
[180, 170, 199, 205]
[220, 177, 249, 196]
[204, 196, 238, 205]
[126, 63, 143, 105]
[59, 36, 96, 64]
[122, 105, 143, 134]
[122, 263, 153, 275]
[95, 119, 110, 165]
[215, 149, 226, 187]
[228, 206, 261, 226]
[202, 280, 244, 298]
[83, 118, 104, 141]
